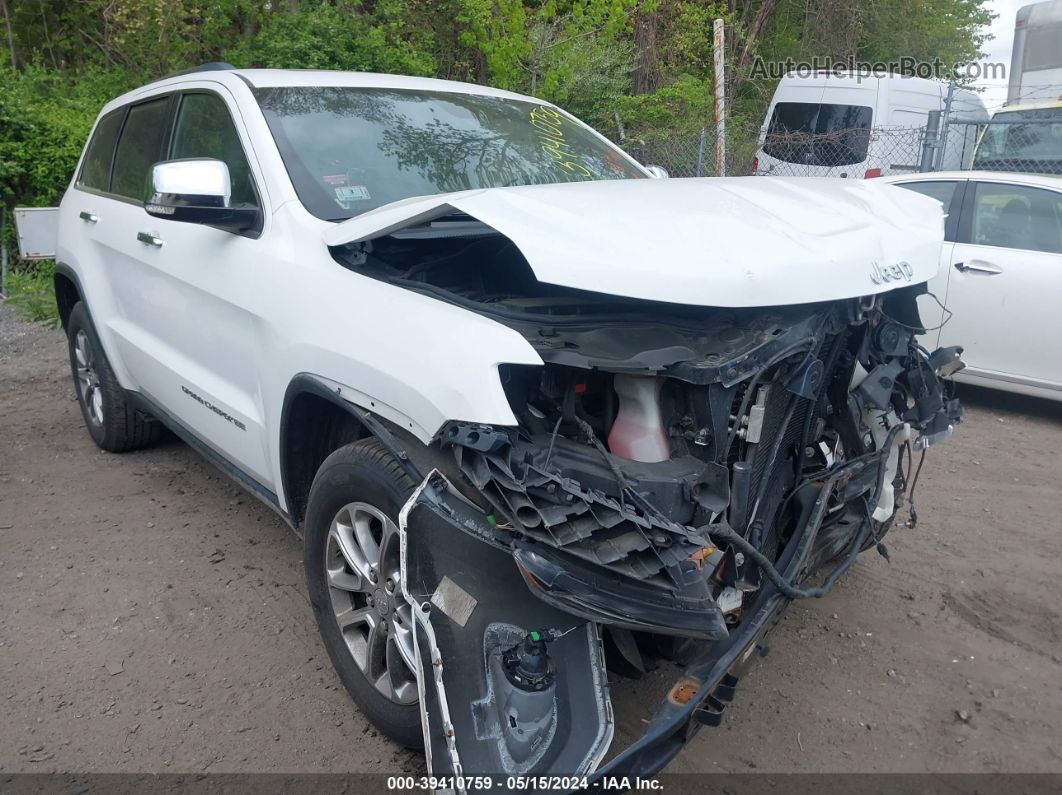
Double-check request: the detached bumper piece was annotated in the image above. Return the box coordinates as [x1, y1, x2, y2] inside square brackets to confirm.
[399, 472, 613, 782]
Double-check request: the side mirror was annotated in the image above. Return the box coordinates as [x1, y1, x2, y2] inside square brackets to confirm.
[145, 159, 260, 234]
[644, 164, 670, 179]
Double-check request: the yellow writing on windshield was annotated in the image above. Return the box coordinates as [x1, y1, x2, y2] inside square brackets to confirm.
[529, 106, 593, 178]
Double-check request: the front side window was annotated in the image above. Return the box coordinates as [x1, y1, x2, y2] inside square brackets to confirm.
[762, 102, 874, 166]
[78, 110, 125, 192]
[170, 93, 257, 206]
[967, 182, 1062, 254]
[111, 97, 170, 200]
[255, 87, 645, 221]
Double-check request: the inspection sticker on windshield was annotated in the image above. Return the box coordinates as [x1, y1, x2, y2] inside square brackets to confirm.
[334, 185, 371, 204]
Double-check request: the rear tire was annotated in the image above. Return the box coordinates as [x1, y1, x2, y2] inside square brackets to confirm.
[303, 438, 424, 748]
[66, 301, 162, 452]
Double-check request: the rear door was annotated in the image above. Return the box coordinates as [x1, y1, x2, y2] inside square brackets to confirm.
[941, 179, 1062, 389]
[65, 95, 174, 393]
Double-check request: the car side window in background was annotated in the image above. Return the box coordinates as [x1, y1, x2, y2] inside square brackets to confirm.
[170, 93, 257, 206]
[894, 181, 959, 242]
[897, 181, 957, 207]
[77, 110, 125, 192]
[110, 98, 170, 200]
[968, 182, 1062, 254]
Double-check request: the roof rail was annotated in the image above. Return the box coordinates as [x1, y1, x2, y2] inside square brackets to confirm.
[167, 62, 236, 78]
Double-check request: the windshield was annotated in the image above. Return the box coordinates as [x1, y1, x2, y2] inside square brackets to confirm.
[974, 108, 1062, 173]
[255, 87, 646, 221]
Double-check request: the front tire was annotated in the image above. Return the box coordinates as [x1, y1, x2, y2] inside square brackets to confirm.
[303, 438, 423, 748]
[66, 302, 162, 452]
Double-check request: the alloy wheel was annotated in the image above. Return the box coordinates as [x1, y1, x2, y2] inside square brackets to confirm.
[74, 329, 104, 427]
[325, 501, 418, 705]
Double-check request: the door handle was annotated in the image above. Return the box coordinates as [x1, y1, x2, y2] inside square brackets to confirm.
[136, 231, 164, 248]
[953, 260, 1002, 275]
[79, 211, 98, 224]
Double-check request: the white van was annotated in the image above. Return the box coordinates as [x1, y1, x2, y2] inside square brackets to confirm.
[754, 71, 988, 178]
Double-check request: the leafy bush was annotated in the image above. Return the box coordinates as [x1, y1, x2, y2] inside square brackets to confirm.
[4, 260, 59, 327]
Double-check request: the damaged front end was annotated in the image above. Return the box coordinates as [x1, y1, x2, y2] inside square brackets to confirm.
[323, 178, 959, 782]
[387, 269, 963, 782]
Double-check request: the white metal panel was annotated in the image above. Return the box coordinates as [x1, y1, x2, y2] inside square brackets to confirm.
[13, 207, 60, 259]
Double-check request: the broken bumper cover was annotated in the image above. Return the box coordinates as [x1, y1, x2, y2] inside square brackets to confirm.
[589, 558, 795, 779]
[398, 469, 837, 785]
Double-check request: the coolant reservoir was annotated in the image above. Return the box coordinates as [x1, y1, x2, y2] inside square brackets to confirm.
[607, 374, 670, 462]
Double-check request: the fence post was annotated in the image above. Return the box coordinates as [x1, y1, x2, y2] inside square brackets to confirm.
[712, 18, 726, 176]
[935, 82, 956, 170]
[920, 111, 942, 172]
[695, 129, 706, 177]
[1, 213, 8, 297]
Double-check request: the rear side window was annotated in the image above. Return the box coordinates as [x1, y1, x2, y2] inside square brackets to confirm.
[894, 180, 959, 241]
[763, 102, 873, 166]
[78, 110, 124, 191]
[967, 182, 1062, 254]
[170, 93, 257, 206]
[896, 180, 957, 206]
[111, 98, 170, 200]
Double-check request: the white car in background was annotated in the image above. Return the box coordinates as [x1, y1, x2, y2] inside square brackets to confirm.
[883, 171, 1062, 401]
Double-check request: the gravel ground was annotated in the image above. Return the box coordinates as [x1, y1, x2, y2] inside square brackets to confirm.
[1, 299, 1060, 775]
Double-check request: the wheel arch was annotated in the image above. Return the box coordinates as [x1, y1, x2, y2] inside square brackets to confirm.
[53, 262, 84, 331]
[279, 374, 429, 532]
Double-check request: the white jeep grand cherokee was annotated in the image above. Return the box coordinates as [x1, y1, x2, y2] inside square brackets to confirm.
[55, 65, 963, 781]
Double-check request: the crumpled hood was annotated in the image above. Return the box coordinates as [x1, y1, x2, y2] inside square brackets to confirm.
[322, 177, 945, 307]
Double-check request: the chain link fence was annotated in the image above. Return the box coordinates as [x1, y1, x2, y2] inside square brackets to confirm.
[624, 89, 1062, 180]
[623, 127, 762, 177]
[624, 125, 950, 179]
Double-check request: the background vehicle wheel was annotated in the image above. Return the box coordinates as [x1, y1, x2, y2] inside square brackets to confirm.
[303, 438, 423, 748]
[66, 302, 162, 453]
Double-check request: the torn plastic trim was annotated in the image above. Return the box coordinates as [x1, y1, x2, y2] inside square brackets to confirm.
[398, 475, 463, 777]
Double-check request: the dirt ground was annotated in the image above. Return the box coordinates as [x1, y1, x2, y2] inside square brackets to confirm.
[1, 299, 1060, 776]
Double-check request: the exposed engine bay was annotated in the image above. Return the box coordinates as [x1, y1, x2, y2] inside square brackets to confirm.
[333, 216, 964, 784]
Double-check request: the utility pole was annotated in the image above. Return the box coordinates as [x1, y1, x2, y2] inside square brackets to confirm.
[712, 18, 726, 177]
